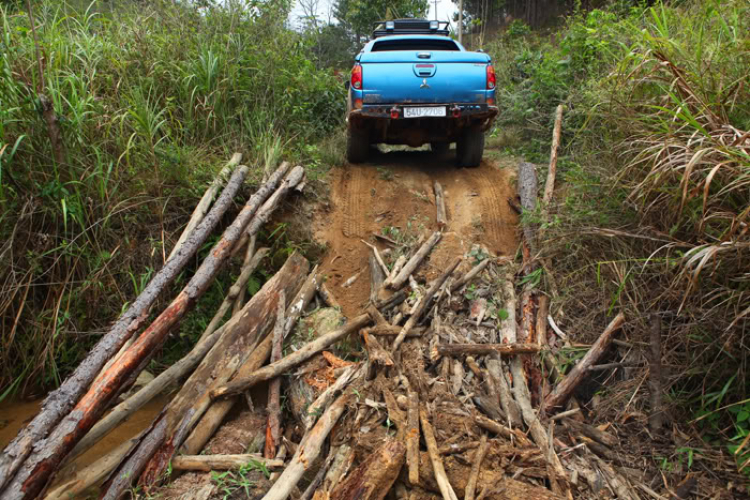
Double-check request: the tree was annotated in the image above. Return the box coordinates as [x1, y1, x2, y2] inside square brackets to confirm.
[334, 0, 430, 44]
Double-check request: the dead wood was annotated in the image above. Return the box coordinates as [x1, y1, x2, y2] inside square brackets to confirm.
[464, 434, 489, 500]
[434, 181, 448, 229]
[320, 282, 344, 311]
[321, 445, 355, 494]
[386, 231, 442, 290]
[517, 161, 538, 257]
[304, 364, 360, 431]
[0, 163, 255, 495]
[362, 240, 390, 276]
[473, 414, 532, 447]
[449, 259, 490, 293]
[369, 253, 386, 303]
[647, 314, 664, 432]
[39, 94, 65, 165]
[407, 390, 420, 485]
[485, 359, 522, 428]
[262, 394, 352, 500]
[542, 105, 564, 210]
[330, 440, 406, 500]
[202, 247, 269, 342]
[170, 454, 283, 472]
[212, 313, 372, 398]
[105, 253, 309, 497]
[420, 407, 459, 500]
[300, 447, 336, 500]
[438, 441, 479, 456]
[169, 153, 242, 262]
[266, 292, 286, 459]
[563, 419, 617, 448]
[362, 330, 394, 366]
[362, 325, 424, 337]
[435, 343, 540, 357]
[543, 313, 625, 413]
[392, 256, 462, 352]
[181, 399, 236, 455]
[386, 255, 407, 285]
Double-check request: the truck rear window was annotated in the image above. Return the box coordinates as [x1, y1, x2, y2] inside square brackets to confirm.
[371, 39, 460, 52]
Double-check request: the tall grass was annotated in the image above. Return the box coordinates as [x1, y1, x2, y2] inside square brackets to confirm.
[0, 0, 345, 394]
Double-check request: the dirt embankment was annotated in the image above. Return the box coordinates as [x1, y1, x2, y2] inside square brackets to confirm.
[315, 149, 518, 317]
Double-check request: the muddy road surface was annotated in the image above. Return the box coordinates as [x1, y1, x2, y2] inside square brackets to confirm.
[315, 148, 518, 318]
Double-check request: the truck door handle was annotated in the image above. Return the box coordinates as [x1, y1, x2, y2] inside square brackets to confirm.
[417, 52, 431, 59]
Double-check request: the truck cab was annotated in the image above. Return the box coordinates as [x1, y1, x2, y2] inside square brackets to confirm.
[346, 19, 498, 167]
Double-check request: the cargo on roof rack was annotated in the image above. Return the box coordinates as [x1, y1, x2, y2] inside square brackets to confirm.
[372, 19, 450, 39]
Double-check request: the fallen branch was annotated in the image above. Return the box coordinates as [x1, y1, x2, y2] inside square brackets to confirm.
[543, 313, 625, 413]
[464, 434, 489, 500]
[434, 343, 540, 357]
[265, 292, 285, 459]
[262, 394, 352, 500]
[211, 313, 372, 399]
[407, 390, 420, 485]
[542, 105, 563, 209]
[449, 258, 490, 293]
[420, 407, 459, 500]
[233, 233, 257, 315]
[330, 440, 406, 500]
[170, 454, 284, 472]
[386, 231, 442, 290]
[434, 181, 448, 229]
[304, 364, 360, 431]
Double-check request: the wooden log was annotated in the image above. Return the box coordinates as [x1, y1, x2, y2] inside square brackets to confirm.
[6, 166, 302, 499]
[647, 314, 664, 432]
[0, 164, 254, 494]
[265, 292, 285, 459]
[180, 399, 236, 456]
[201, 248, 269, 342]
[434, 181, 448, 229]
[170, 454, 284, 472]
[542, 105, 563, 209]
[321, 445, 355, 494]
[473, 414, 532, 448]
[330, 440, 406, 500]
[517, 161, 538, 257]
[102, 253, 309, 498]
[420, 408, 459, 500]
[361, 325, 425, 337]
[319, 282, 344, 311]
[262, 394, 352, 500]
[485, 360, 521, 428]
[464, 434, 489, 500]
[300, 446, 336, 500]
[542, 313, 625, 413]
[361, 240, 389, 276]
[303, 364, 360, 431]
[233, 234, 257, 316]
[212, 313, 372, 399]
[168, 153, 242, 262]
[563, 419, 617, 448]
[407, 390, 420, 485]
[386, 255, 407, 286]
[392, 256, 461, 352]
[386, 231, 442, 290]
[435, 343, 540, 357]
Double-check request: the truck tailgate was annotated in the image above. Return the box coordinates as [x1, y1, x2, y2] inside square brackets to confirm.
[359, 51, 490, 105]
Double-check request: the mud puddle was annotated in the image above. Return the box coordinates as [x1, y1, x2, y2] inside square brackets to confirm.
[314, 148, 518, 317]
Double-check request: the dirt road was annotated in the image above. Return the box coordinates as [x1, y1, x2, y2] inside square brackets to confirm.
[315, 149, 518, 317]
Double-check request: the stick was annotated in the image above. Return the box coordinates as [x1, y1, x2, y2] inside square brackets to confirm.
[386, 255, 407, 285]
[262, 394, 352, 500]
[330, 440, 406, 500]
[233, 233, 257, 315]
[319, 282, 344, 312]
[386, 231, 442, 290]
[449, 259, 490, 293]
[543, 105, 563, 208]
[361, 239, 389, 276]
[392, 257, 461, 352]
[464, 434, 489, 500]
[170, 454, 283, 472]
[647, 313, 663, 433]
[369, 253, 386, 304]
[168, 153, 242, 262]
[543, 313, 625, 413]
[299, 447, 336, 500]
[407, 390, 420, 485]
[434, 181, 448, 229]
[473, 414, 532, 447]
[211, 314, 372, 398]
[419, 407, 459, 500]
[0, 163, 255, 494]
[435, 343, 540, 357]
[265, 291, 285, 459]
[304, 364, 359, 431]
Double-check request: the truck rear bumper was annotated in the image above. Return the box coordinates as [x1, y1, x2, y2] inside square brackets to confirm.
[347, 104, 498, 147]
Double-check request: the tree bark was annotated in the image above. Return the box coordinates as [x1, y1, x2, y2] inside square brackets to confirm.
[386, 231, 442, 290]
[542, 105, 563, 209]
[330, 440, 406, 500]
[211, 313, 372, 399]
[434, 181, 448, 229]
[407, 391, 420, 485]
[420, 408, 459, 500]
[0, 164, 255, 494]
[170, 455, 284, 472]
[434, 343, 540, 357]
[265, 293, 285, 459]
[464, 434, 489, 500]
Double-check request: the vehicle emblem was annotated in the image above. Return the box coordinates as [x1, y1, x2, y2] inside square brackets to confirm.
[420, 78, 430, 89]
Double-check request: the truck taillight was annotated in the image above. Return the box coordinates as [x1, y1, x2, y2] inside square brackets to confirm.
[486, 64, 496, 90]
[351, 65, 362, 90]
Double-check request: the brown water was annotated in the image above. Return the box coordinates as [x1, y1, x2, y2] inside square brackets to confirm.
[0, 395, 170, 469]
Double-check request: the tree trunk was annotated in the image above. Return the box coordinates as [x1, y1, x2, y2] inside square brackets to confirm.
[330, 440, 406, 500]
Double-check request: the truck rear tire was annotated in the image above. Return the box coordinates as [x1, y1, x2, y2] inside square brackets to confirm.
[456, 129, 484, 168]
[346, 130, 369, 163]
[431, 142, 450, 155]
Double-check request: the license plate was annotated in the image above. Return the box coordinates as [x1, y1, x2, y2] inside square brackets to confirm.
[403, 106, 446, 118]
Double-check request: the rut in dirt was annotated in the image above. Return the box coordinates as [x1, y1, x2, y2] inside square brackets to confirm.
[315, 149, 518, 318]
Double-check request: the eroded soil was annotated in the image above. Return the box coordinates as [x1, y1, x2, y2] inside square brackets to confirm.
[314, 148, 519, 317]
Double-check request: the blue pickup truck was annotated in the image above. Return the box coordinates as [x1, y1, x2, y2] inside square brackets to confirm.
[346, 19, 498, 167]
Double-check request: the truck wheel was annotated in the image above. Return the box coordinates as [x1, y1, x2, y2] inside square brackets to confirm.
[431, 142, 450, 155]
[456, 129, 485, 168]
[346, 130, 369, 163]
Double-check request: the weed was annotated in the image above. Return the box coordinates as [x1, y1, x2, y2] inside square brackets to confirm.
[377, 167, 394, 181]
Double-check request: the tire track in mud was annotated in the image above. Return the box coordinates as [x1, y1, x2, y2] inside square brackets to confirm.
[341, 165, 367, 238]
[466, 164, 517, 256]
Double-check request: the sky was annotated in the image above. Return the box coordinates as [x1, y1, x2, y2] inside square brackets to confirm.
[289, 0, 458, 31]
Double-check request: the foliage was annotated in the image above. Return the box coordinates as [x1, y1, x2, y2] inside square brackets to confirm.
[333, 0, 429, 42]
[0, 0, 345, 393]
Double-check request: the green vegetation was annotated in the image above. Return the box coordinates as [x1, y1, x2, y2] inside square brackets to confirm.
[486, 0, 749, 482]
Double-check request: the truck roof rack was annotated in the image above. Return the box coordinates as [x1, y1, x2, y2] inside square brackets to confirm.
[372, 19, 450, 39]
